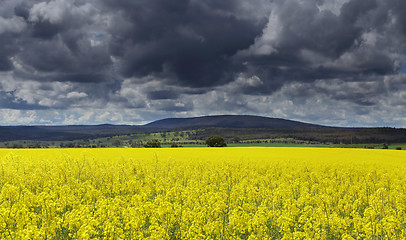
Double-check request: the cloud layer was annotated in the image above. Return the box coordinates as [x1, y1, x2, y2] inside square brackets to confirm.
[0, 0, 405, 127]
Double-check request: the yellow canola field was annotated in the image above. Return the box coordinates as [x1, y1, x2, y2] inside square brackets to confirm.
[0, 147, 406, 239]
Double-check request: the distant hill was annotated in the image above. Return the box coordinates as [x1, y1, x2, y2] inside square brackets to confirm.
[0, 115, 327, 141]
[0, 124, 143, 141]
[144, 115, 327, 129]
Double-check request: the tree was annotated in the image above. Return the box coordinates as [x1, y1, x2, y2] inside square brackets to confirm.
[113, 139, 121, 147]
[144, 139, 161, 148]
[205, 136, 227, 147]
[231, 136, 240, 143]
[131, 142, 140, 148]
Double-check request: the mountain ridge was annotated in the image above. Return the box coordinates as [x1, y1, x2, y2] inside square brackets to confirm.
[144, 115, 328, 129]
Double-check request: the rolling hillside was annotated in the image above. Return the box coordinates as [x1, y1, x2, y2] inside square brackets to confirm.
[144, 115, 325, 129]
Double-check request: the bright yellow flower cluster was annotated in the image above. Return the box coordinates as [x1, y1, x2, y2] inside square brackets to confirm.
[0, 147, 405, 239]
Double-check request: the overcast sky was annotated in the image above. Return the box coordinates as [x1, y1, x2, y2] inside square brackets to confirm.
[0, 0, 405, 127]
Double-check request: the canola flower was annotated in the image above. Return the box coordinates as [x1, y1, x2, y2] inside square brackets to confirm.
[0, 147, 405, 239]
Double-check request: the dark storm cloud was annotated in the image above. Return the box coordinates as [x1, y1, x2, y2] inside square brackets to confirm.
[31, 20, 65, 39]
[0, 51, 14, 71]
[14, 3, 31, 20]
[237, 0, 401, 91]
[0, 0, 113, 86]
[278, 0, 365, 58]
[389, 0, 406, 39]
[101, 0, 266, 87]
[0, 17, 26, 71]
[16, 38, 112, 83]
[284, 78, 387, 107]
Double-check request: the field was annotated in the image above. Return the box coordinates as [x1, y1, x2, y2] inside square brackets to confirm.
[0, 148, 406, 239]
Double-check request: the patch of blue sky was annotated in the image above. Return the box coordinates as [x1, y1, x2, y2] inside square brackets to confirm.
[93, 33, 107, 41]
[88, 32, 108, 46]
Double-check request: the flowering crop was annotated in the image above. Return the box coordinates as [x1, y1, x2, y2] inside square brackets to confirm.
[0, 147, 405, 239]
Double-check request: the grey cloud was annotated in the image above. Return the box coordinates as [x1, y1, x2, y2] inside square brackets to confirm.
[14, 2, 31, 20]
[0, 53, 13, 71]
[282, 76, 404, 108]
[1, 0, 112, 85]
[27, 1, 97, 39]
[0, 41, 17, 72]
[0, 16, 26, 34]
[15, 32, 112, 83]
[147, 90, 180, 100]
[153, 100, 193, 112]
[102, 0, 265, 87]
[0, 90, 49, 110]
[31, 20, 64, 39]
[389, 0, 406, 39]
[236, 0, 405, 97]
[276, 0, 361, 58]
[0, 16, 26, 71]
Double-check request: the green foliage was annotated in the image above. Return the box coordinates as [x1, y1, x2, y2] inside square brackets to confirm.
[170, 143, 182, 148]
[113, 139, 121, 147]
[144, 139, 161, 148]
[205, 136, 227, 147]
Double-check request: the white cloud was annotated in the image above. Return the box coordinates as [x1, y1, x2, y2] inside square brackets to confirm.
[0, 110, 37, 125]
[316, 0, 351, 15]
[66, 92, 88, 99]
[242, 10, 280, 56]
[29, 0, 95, 24]
[29, 0, 68, 24]
[234, 74, 263, 87]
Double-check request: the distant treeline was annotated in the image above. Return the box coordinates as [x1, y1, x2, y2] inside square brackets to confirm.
[188, 127, 406, 144]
